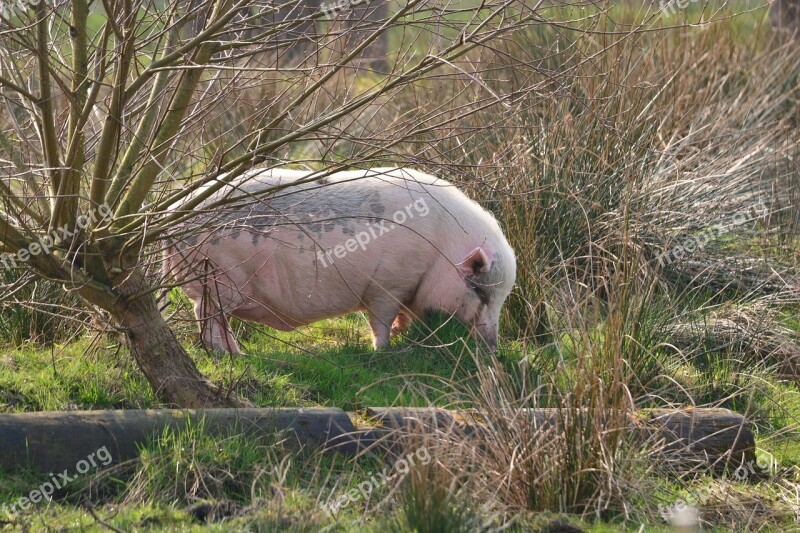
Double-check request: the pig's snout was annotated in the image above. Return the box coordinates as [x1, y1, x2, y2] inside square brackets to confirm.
[473, 323, 498, 352]
[484, 335, 498, 352]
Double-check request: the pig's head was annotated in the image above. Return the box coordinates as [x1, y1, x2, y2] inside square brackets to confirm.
[454, 244, 516, 352]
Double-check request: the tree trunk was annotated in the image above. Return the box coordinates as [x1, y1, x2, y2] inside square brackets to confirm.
[116, 293, 242, 408]
[346, 0, 389, 71]
[82, 266, 244, 408]
[772, 0, 800, 33]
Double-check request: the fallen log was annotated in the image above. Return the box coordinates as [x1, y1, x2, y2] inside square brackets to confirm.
[641, 408, 757, 470]
[0, 408, 359, 473]
[0, 407, 755, 473]
[363, 406, 757, 469]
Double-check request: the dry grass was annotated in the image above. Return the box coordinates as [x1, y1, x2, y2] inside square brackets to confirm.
[354, 6, 800, 530]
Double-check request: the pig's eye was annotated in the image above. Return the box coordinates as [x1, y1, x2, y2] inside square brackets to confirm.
[466, 276, 490, 305]
[471, 284, 490, 305]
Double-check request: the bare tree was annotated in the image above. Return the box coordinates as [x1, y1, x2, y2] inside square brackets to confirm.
[0, 0, 542, 406]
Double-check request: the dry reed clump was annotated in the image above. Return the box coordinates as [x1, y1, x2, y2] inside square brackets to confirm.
[372, 268, 665, 524]
[504, 31, 797, 329]
[364, 8, 800, 529]
[374, 358, 661, 526]
[661, 300, 800, 383]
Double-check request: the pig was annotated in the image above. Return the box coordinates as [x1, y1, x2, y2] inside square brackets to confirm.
[163, 167, 516, 354]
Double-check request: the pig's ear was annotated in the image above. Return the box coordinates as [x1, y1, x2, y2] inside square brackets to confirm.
[459, 247, 491, 277]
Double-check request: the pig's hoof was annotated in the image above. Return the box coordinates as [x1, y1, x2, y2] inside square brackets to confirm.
[203, 344, 242, 356]
[391, 313, 412, 337]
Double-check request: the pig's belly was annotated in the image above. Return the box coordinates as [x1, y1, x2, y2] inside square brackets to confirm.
[194, 227, 420, 329]
[226, 270, 370, 331]
[230, 304, 307, 331]
[229, 292, 366, 331]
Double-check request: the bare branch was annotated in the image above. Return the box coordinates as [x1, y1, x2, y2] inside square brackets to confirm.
[34, 0, 62, 214]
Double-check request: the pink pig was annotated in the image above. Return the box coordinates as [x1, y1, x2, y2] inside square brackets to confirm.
[164, 167, 516, 354]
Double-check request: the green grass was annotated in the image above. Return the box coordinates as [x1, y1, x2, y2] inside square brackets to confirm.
[0, 310, 499, 412]
[0, 338, 155, 412]
[233, 310, 498, 409]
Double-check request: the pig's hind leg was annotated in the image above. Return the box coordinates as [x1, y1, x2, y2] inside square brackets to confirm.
[366, 302, 401, 350]
[194, 298, 242, 355]
[186, 259, 244, 354]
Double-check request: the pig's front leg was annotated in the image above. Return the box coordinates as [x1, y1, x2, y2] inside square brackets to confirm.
[366, 302, 401, 350]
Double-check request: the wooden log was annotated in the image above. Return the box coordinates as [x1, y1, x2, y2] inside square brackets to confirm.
[0, 407, 755, 473]
[365, 406, 756, 469]
[0, 408, 359, 473]
[640, 408, 757, 469]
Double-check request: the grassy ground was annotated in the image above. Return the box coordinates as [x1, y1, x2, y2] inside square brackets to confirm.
[0, 310, 498, 412]
[0, 307, 799, 531]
